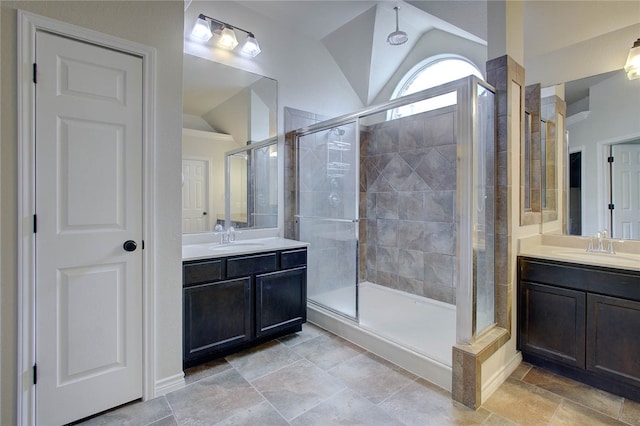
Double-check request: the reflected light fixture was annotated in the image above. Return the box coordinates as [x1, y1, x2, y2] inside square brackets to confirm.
[624, 38, 640, 80]
[191, 13, 261, 57]
[387, 6, 408, 46]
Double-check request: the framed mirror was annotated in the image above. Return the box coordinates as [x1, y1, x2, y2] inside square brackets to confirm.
[561, 69, 640, 239]
[182, 53, 277, 234]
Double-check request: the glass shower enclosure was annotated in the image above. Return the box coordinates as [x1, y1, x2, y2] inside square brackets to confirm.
[293, 76, 496, 341]
[295, 122, 359, 319]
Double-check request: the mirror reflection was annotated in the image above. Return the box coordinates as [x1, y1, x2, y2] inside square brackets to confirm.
[521, 84, 541, 226]
[226, 139, 278, 229]
[563, 69, 640, 240]
[181, 53, 277, 234]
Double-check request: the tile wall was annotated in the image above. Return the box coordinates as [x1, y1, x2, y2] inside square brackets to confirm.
[360, 107, 458, 305]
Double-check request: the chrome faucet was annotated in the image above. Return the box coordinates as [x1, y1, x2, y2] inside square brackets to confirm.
[213, 224, 236, 244]
[587, 230, 615, 254]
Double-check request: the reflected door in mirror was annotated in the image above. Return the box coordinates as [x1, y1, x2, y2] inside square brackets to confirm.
[182, 159, 209, 233]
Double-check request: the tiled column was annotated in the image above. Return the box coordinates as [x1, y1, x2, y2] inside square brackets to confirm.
[452, 54, 524, 410]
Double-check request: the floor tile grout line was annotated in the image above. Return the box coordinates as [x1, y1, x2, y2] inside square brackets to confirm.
[373, 376, 419, 407]
[242, 367, 297, 426]
[240, 356, 307, 383]
[162, 394, 179, 425]
[285, 387, 353, 424]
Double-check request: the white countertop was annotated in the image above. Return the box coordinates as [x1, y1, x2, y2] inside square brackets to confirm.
[182, 237, 309, 261]
[518, 234, 640, 272]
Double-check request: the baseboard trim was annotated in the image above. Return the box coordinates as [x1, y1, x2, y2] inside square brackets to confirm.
[154, 372, 185, 397]
[481, 351, 522, 404]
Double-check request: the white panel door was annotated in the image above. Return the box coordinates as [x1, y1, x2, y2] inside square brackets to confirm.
[612, 144, 640, 239]
[35, 31, 143, 425]
[182, 159, 209, 233]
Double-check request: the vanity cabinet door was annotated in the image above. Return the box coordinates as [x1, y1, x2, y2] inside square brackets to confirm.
[519, 281, 586, 368]
[255, 267, 307, 339]
[183, 277, 252, 365]
[586, 294, 640, 387]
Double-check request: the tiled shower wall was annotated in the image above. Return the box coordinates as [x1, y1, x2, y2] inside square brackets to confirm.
[360, 107, 458, 305]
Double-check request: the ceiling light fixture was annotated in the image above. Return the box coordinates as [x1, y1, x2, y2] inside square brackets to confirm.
[624, 38, 640, 80]
[191, 13, 261, 57]
[387, 6, 408, 46]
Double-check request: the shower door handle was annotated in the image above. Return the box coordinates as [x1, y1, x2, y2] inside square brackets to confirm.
[294, 215, 359, 223]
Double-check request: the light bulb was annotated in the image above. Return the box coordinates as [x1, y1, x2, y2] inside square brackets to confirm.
[217, 26, 238, 50]
[191, 17, 212, 42]
[240, 33, 261, 57]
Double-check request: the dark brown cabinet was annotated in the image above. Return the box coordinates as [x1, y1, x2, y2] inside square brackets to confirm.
[183, 248, 307, 368]
[519, 282, 585, 368]
[518, 256, 640, 401]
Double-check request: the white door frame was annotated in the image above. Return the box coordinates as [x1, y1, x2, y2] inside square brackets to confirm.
[17, 11, 157, 425]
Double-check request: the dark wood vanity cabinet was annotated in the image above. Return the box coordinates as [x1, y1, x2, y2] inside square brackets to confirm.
[518, 256, 640, 401]
[183, 248, 307, 368]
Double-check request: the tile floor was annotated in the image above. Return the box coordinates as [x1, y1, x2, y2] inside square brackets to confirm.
[78, 323, 640, 426]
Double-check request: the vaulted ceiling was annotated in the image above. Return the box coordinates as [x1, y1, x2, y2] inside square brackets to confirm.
[239, 1, 485, 105]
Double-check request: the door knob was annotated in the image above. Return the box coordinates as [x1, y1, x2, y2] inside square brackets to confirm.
[123, 240, 137, 252]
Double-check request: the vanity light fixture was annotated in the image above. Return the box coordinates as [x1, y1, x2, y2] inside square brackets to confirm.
[624, 38, 640, 80]
[191, 13, 261, 57]
[387, 6, 408, 46]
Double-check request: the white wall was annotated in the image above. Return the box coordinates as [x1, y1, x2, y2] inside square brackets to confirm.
[566, 71, 640, 237]
[1, 2, 184, 424]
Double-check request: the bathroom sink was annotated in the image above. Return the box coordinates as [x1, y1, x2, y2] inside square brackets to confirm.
[550, 248, 640, 269]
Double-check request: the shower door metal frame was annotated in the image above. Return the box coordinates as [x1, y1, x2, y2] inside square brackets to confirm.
[293, 119, 361, 321]
[456, 76, 497, 344]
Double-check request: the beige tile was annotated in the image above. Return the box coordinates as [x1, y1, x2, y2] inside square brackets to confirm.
[291, 333, 364, 370]
[166, 369, 264, 425]
[78, 396, 172, 425]
[147, 416, 177, 426]
[290, 389, 404, 426]
[277, 322, 327, 347]
[226, 340, 301, 381]
[510, 362, 533, 381]
[621, 398, 640, 426]
[482, 413, 519, 426]
[215, 401, 289, 426]
[483, 378, 561, 426]
[549, 400, 626, 426]
[251, 359, 346, 421]
[523, 367, 623, 418]
[328, 352, 416, 404]
[380, 378, 492, 426]
[183, 358, 231, 385]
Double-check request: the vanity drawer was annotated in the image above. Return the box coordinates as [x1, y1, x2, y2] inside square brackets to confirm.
[281, 249, 307, 269]
[183, 259, 224, 287]
[227, 253, 278, 278]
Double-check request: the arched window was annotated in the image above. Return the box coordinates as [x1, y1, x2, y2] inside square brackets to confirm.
[390, 55, 483, 119]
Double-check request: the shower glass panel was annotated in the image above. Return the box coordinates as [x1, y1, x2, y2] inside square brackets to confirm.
[474, 83, 496, 334]
[296, 122, 359, 319]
